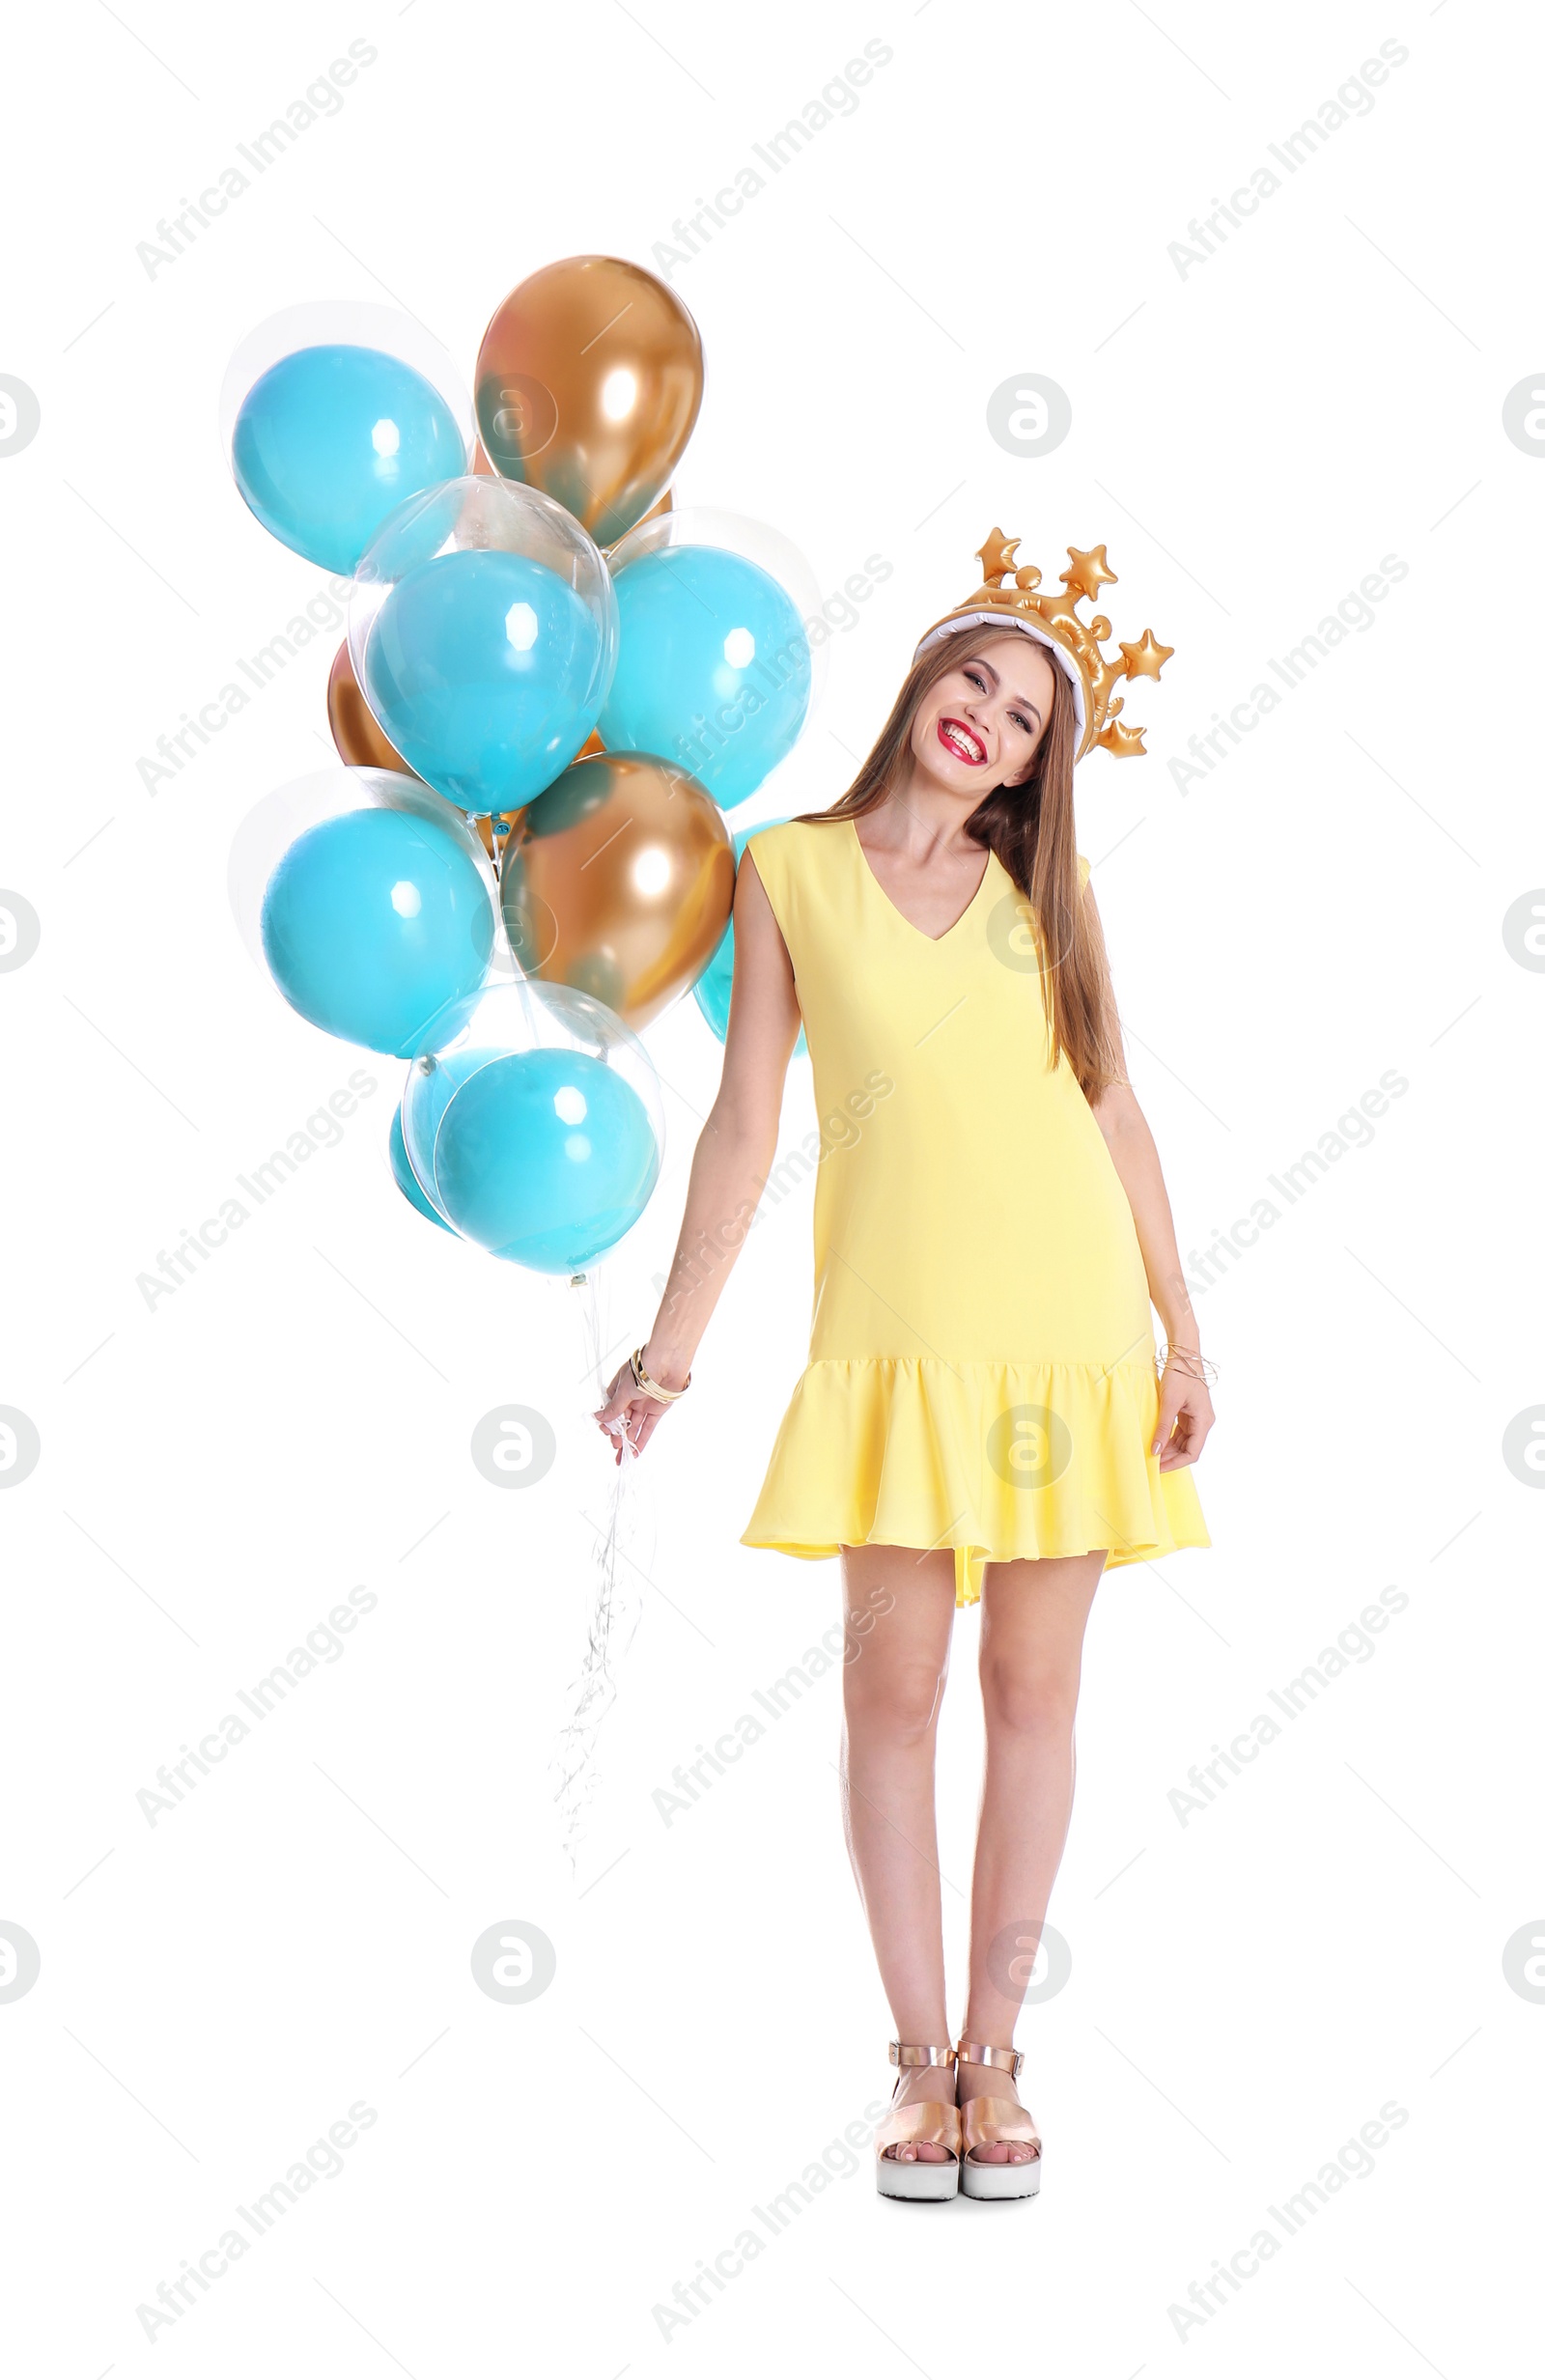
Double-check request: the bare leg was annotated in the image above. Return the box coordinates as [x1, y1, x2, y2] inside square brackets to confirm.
[839, 1544, 958, 2162]
[961, 1549, 1107, 2163]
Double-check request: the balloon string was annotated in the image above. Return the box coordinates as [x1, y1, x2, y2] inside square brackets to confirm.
[549, 1271, 648, 1867]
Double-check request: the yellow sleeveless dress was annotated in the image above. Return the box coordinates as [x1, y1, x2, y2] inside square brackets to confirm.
[740, 818, 1210, 1608]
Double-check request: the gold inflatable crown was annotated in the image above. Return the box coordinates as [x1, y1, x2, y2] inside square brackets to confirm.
[914, 527, 1174, 760]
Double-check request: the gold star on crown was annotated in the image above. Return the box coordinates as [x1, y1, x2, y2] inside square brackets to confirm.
[919, 528, 1174, 760]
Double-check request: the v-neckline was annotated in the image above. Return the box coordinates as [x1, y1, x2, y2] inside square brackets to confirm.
[848, 817, 997, 944]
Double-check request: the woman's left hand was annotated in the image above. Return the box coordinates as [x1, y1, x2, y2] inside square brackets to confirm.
[1153, 1358, 1215, 1470]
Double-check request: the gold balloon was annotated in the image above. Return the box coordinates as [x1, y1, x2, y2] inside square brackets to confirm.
[471, 732, 613, 860]
[477, 429, 673, 545]
[499, 752, 733, 1029]
[475, 256, 703, 546]
[326, 639, 413, 776]
[604, 486, 671, 555]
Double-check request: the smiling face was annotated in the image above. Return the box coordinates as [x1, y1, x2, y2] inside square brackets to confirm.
[908, 630, 1060, 799]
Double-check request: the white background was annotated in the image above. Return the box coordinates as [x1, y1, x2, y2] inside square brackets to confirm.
[2, 0, 1541, 2370]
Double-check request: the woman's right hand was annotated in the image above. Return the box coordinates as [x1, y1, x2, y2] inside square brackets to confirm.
[592, 1354, 686, 1465]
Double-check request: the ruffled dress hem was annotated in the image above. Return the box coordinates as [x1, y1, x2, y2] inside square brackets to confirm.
[741, 1356, 1211, 1609]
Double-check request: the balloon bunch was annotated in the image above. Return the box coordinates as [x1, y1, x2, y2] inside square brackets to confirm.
[225, 259, 818, 1276]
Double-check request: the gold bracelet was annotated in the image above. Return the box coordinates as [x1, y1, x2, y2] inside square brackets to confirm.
[1156, 1344, 1218, 1385]
[630, 1347, 691, 1403]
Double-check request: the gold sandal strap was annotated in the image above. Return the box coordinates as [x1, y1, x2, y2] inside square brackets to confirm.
[956, 2038, 1024, 2079]
[961, 2093, 1041, 2157]
[876, 2100, 963, 2159]
[888, 2040, 956, 2069]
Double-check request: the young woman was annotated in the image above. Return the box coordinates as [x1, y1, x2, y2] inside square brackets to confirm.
[595, 530, 1215, 2201]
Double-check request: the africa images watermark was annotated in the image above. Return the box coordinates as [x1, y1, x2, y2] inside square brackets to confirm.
[134, 1584, 380, 1828]
[1166, 2098, 1410, 2343]
[1166, 554, 1410, 796]
[1181, 1067, 1409, 1303]
[1166, 1582, 1411, 1827]
[651, 1587, 894, 1829]
[134, 42, 380, 277]
[134, 2100, 379, 2342]
[1166, 37, 1411, 280]
[673, 552, 893, 788]
[651, 2096, 890, 2343]
[649, 39, 895, 278]
[135, 571, 355, 797]
[135, 1069, 380, 1311]
[137, 554, 892, 805]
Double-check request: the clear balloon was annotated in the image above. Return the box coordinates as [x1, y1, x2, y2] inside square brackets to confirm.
[388, 1103, 454, 1233]
[401, 980, 663, 1274]
[228, 766, 492, 971]
[601, 507, 824, 809]
[349, 477, 618, 815]
[261, 807, 494, 1057]
[230, 767, 497, 1055]
[221, 303, 470, 574]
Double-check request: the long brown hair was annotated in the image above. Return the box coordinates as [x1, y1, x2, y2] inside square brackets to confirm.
[796, 636, 1126, 1098]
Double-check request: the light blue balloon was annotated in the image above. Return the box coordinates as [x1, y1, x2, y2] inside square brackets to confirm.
[388, 1104, 453, 1233]
[231, 345, 464, 574]
[693, 822, 806, 1053]
[260, 808, 493, 1058]
[432, 1048, 659, 1272]
[363, 548, 606, 812]
[600, 545, 811, 809]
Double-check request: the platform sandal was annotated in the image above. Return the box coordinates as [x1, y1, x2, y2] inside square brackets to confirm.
[956, 2038, 1042, 2200]
[874, 2040, 962, 2200]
